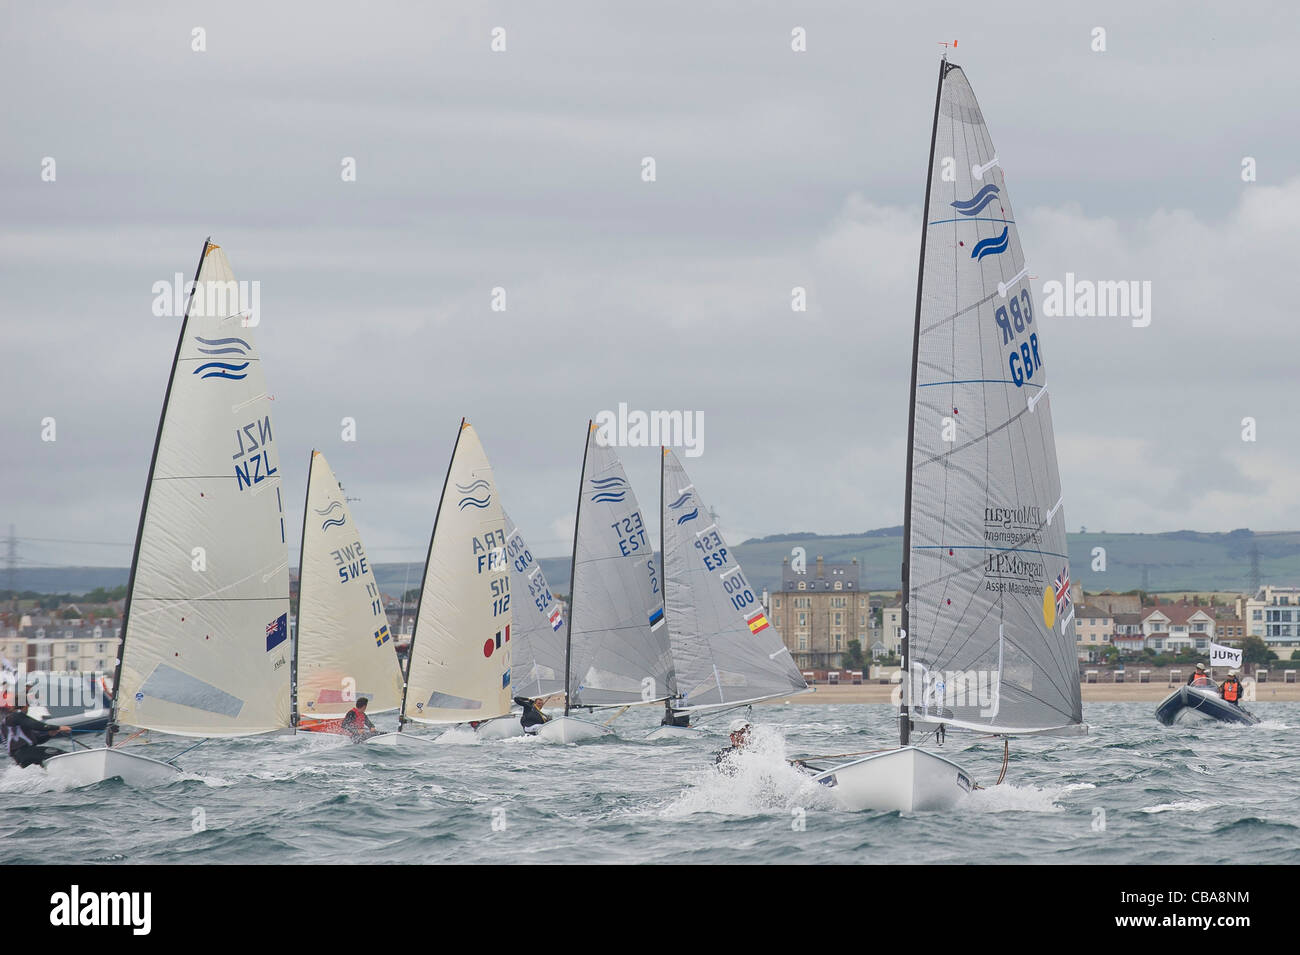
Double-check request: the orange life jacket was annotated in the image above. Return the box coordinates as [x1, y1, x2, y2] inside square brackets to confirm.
[1222, 680, 1240, 702]
[344, 707, 366, 732]
[1192, 675, 1214, 687]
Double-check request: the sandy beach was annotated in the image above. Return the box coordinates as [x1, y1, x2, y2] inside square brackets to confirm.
[759, 682, 1300, 705]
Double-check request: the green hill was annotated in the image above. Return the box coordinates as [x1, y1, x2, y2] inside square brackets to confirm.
[9, 528, 1296, 601]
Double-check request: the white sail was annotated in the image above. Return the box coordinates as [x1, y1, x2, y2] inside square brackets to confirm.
[295, 450, 403, 718]
[114, 242, 290, 738]
[502, 510, 567, 699]
[903, 62, 1083, 737]
[566, 423, 675, 708]
[401, 421, 512, 725]
[661, 448, 807, 709]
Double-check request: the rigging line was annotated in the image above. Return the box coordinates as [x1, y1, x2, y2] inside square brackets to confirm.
[914, 401, 1034, 469]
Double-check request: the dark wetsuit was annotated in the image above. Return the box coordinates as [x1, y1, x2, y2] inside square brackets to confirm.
[514, 697, 549, 729]
[2, 711, 66, 768]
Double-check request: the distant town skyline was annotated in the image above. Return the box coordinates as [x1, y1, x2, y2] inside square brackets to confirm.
[4, 4, 1299, 569]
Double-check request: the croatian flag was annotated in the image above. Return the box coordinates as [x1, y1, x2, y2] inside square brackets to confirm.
[1054, 568, 1072, 615]
[266, 613, 288, 652]
[548, 607, 564, 632]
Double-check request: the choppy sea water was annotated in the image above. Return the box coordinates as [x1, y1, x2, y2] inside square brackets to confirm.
[2, 702, 1297, 865]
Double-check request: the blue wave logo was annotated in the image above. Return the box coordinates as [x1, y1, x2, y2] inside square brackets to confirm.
[951, 184, 1000, 216]
[313, 501, 343, 517]
[589, 475, 628, 504]
[970, 227, 1010, 261]
[676, 507, 699, 525]
[320, 516, 346, 530]
[668, 492, 691, 510]
[195, 336, 251, 356]
[456, 479, 490, 494]
[193, 337, 252, 381]
[193, 361, 249, 381]
[458, 493, 491, 510]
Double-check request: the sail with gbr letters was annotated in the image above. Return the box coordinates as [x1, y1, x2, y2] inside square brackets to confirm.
[565, 422, 675, 710]
[399, 420, 512, 725]
[502, 511, 568, 699]
[112, 241, 291, 738]
[294, 450, 403, 720]
[661, 448, 807, 709]
[903, 61, 1083, 737]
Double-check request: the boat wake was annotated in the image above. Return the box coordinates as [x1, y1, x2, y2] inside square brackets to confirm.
[1140, 799, 1215, 814]
[965, 781, 1094, 814]
[659, 727, 837, 818]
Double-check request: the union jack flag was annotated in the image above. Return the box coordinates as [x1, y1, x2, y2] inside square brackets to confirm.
[1054, 568, 1072, 614]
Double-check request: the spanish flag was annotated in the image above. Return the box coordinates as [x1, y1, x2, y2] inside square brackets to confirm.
[746, 611, 770, 635]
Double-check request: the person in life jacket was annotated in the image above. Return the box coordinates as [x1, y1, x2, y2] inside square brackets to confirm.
[1220, 670, 1244, 706]
[339, 697, 377, 742]
[1187, 663, 1216, 688]
[514, 696, 550, 732]
[1, 702, 72, 768]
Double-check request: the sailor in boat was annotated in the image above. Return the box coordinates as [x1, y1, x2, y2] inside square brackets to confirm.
[514, 696, 550, 733]
[659, 703, 690, 729]
[1187, 663, 1216, 688]
[1220, 670, 1244, 707]
[0, 700, 72, 768]
[340, 698, 379, 742]
[713, 718, 752, 772]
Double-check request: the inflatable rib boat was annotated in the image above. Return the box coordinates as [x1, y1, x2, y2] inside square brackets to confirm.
[1155, 685, 1259, 726]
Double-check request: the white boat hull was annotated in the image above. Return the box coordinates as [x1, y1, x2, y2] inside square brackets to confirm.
[364, 732, 437, 747]
[809, 746, 973, 812]
[534, 715, 613, 743]
[40, 748, 183, 789]
[474, 716, 526, 740]
[645, 725, 701, 741]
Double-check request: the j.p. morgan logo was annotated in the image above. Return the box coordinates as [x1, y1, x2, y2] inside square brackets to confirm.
[49, 885, 151, 935]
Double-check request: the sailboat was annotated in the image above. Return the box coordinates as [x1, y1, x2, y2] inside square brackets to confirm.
[294, 450, 403, 733]
[367, 420, 513, 746]
[538, 421, 675, 743]
[646, 448, 808, 740]
[803, 59, 1085, 811]
[473, 510, 568, 739]
[42, 239, 290, 787]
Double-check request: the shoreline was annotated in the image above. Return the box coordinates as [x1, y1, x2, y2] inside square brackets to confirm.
[758, 683, 1300, 704]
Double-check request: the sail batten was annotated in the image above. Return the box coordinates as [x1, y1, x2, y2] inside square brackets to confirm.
[661, 449, 806, 710]
[113, 242, 291, 739]
[566, 425, 675, 708]
[401, 421, 512, 725]
[295, 451, 403, 720]
[903, 62, 1083, 737]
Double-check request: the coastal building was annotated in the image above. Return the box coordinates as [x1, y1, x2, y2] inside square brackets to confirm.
[769, 556, 866, 671]
[4, 622, 120, 677]
[1141, 603, 1214, 653]
[880, 597, 903, 657]
[1075, 605, 1114, 662]
[1239, 585, 1300, 659]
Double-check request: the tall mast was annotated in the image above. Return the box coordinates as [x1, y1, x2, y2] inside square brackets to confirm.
[659, 446, 669, 712]
[563, 421, 593, 717]
[106, 237, 209, 748]
[900, 59, 949, 747]
[398, 418, 467, 730]
[291, 449, 316, 733]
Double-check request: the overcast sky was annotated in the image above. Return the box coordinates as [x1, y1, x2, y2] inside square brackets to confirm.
[3, 1, 1299, 572]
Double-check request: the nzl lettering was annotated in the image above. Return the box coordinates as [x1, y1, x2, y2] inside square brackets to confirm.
[232, 416, 278, 490]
